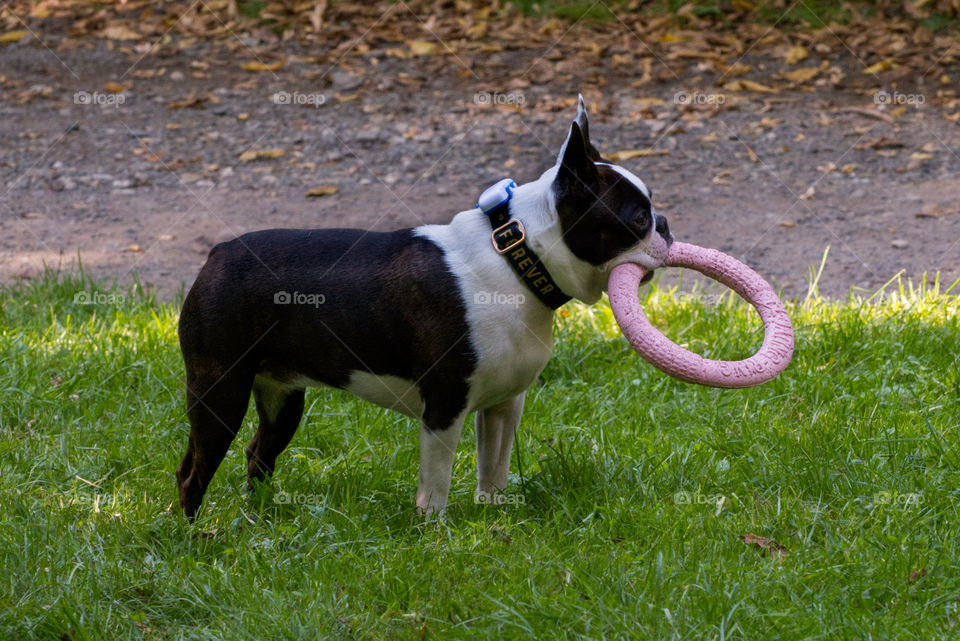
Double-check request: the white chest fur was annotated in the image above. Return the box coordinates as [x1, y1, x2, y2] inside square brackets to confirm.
[416, 210, 556, 413]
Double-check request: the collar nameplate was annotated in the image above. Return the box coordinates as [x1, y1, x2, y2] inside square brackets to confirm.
[477, 179, 571, 310]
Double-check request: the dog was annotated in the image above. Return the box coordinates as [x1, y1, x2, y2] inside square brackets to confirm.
[176, 95, 673, 519]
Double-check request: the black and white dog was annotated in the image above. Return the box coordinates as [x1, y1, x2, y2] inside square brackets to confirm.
[176, 96, 672, 519]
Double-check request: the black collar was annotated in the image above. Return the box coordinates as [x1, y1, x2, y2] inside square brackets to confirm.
[479, 181, 571, 310]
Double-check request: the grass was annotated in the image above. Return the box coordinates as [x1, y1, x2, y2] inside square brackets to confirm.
[507, 0, 956, 30]
[1, 270, 959, 640]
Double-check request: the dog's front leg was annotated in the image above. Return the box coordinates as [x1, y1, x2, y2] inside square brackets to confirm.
[475, 392, 525, 503]
[416, 411, 466, 518]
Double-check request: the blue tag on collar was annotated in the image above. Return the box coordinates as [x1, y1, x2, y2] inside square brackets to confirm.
[476, 178, 516, 214]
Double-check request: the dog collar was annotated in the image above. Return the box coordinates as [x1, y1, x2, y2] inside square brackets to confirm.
[477, 179, 571, 310]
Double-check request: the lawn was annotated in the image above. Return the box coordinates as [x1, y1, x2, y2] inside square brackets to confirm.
[1, 271, 958, 640]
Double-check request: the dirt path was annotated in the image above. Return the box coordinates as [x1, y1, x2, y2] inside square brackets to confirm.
[2, 35, 959, 299]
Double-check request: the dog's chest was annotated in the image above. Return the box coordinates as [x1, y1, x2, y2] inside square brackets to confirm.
[466, 307, 553, 410]
[415, 217, 556, 411]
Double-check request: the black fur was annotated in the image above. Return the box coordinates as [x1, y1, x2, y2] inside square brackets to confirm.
[176, 228, 476, 518]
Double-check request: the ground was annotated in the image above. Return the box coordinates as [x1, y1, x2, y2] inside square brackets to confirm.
[2, 4, 959, 298]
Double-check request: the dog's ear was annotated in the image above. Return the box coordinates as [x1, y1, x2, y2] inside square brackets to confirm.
[555, 120, 599, 197]
[568, 94, 603, 163]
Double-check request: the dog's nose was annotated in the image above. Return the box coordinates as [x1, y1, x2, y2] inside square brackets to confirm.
[655, 214, 672, 244]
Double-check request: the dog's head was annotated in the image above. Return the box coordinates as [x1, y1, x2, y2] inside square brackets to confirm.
[553, 96, 672, 279]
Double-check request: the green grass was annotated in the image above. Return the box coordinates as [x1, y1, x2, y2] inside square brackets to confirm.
[508, 0, 956, 30]
[2, 270, 959, 640]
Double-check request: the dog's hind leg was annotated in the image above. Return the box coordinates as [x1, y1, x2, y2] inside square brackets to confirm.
[246, 377, 305, 486]
[177, 364, 256, 520]
[475, 392, 525, 503]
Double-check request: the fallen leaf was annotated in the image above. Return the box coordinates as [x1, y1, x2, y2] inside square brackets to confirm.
[168, 94, 210, 109]
[305, 185, 339, 197]
[781, 67, 819, 83]
[721, 62, 752, 78]
[856, 137, 905, 150]
[239, 149, 286, 162]
[103, 25, 142, 40]
[723, 79, 778, 93]
[784, 45, 809, 64]
[905, 151, 934, 171]
[863, 59, 893, 74]
[408, 40, 437, 56]
[125, 244, 143, 253]
[711, 169, 732, 185]
[103, 82, 126, 93]
[778, 220, 796, 228]
[241, 60, 284, 72]
[607, 149, 670, 161]
[739, 533, 787, 559]
[890, 239, 909, 248]
[0, 30, 28, 44]
[842, 163, 856, 174]
[800, 186, 815, 200]
[909, 568, 927, 583]
[920, 142, 937, 153]
[836, 106, 894, 125]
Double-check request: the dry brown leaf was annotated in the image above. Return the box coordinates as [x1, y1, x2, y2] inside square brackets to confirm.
[241, 60, 285, 72]
[0, 30, 28, 44]
[778, 220, 797, 228]
[841, 163, 856, 174]
[103, 25, 142, 40]
[305, 185, 339, 197]
[125, 244, 143, 253]
[784, 45, 809, 64]
[723, 79, 778, 93]
[103, 82, 126, 93]
[607, 149, 670, 161]
[800, 186, 815, 200]
[781, 67, 819, 83]
[863, 59, 893, 74]
[837, 107, 894, 124]
[722, 62, 752, 78]
[408, 40, 437, 56]
[712, 169, 732, 185]
[168, 94, 209, 109]
[739, 533, 787, 559]
[239, 149, 286, 162]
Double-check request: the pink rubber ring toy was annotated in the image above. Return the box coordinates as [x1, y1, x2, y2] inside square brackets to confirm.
[608, 242, 794, 388]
